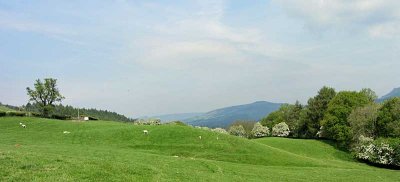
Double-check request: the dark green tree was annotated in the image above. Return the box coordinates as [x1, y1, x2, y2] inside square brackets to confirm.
[26, 78, 65, 117]
[320, 90, 372, 147]
[299, 86, 336, 138]
[376, 97, 400, 137]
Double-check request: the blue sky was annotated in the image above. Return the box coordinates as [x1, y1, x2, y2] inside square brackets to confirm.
[1, 0, 400, 117]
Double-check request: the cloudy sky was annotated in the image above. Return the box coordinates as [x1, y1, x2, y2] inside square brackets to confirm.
[1, 0, 399, 117]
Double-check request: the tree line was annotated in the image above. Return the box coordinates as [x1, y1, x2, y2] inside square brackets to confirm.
[259, 86, 399, 168]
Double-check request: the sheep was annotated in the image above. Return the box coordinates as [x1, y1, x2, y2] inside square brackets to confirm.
[143, 130, 148, 135]
[21, 124, 26, 128]
[63, 131, 71, 134]
[198, 136, 202, 140]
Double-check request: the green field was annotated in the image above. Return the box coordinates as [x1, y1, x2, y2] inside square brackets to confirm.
[0, 117, 399, 181]
[0, 106, 15, 112]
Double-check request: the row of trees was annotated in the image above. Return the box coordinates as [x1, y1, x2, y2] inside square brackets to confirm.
[23, 78, 134, 122]
[259, 86, 399, 167]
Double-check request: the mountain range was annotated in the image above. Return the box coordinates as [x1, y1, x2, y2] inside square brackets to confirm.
[142, 101, 282, 128]
[377, 87, 400, 102]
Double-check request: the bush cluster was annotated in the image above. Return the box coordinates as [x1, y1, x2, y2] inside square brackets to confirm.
[134, 119, 161, 125]
[251, 122, 269, 138]
[6, 111, 26, 117]
[354, 137, 400, 167]
[272, 122, 290, 137]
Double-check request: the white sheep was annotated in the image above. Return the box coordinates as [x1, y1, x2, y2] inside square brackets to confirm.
[143, 130, 148, 135]
[198, 136, 202, 140]
[63, 131, 71, 134]
[19, 122, 26, 128]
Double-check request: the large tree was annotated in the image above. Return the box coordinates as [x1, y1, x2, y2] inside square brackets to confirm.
[26, 78, 65, 117]
[299, 86, 336, 138]
[320, 90, 372, 147]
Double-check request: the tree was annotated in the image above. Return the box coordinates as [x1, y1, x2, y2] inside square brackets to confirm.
[360, 88, 378, 102]
[26, 78, 65, 117]
[320, 90, 372, 147]
[300, 86, 336, 138]
[376, 97, 400, 137]
[348, 104, 379, 141]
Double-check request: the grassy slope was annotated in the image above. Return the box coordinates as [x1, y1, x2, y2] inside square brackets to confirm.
[0, 106, 15, 112]
[0, 117, 398, 181]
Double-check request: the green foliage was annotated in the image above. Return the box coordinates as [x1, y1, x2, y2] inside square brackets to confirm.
[376, 97, 400, 138]
[321, 91, 372, 147]
[26, 78, 65, 117]
[6, 111, 26, 117]
[300, 86, 336, 138]
[229, 120, 256, 138]
[166, 121, 187, 126]
[25, 103, 134, 122]
[348, 104, 379, 141]
[260, 102, 303, 137]
[0, 111, 6, 117]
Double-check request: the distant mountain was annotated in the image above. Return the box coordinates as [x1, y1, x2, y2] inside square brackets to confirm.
[377, 87, 400, 102]
[184, 101, 282, 128]
[141, 112, 204, 123]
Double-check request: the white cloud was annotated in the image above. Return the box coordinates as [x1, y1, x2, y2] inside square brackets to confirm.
[274, 0, 400, 38]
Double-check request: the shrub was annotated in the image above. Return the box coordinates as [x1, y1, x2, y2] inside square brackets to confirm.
[251, 122, 270, 138]
[134, 118, 161, 125]
[166, 121, 187, 126]
[6, 111, 26, 117]
[211, 128, 228, 134]
[0, 111, 6, 117]
[228, 125, 246, 138]
[272, 122, 290, 137]
[353, 137, 400, 167]
[52, 114, 71, 120]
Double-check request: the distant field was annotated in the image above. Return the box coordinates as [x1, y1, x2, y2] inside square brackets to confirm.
[0, 117, 399, 181]
[0, 106, 15, 112]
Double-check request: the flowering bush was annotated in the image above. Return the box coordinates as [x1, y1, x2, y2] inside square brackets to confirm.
[212, 128, 228, 134]
[272, 122, 290, 137]
[251, 122, 270, 138]
[354, 137, 400, 167]
[134, 118, 161, 125]
[228, 125, 246, 137]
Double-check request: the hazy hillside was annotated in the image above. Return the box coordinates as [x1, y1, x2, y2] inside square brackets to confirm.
[377, 87, 400, 102]
[185, 101, 282, 128]
[140, 112, 204, 123]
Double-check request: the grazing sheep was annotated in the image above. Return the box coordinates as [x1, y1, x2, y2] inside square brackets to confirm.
[21, 124, 26, 128]
[143, 130, 148, 135]
[198, 136, 202, 140]
[63, 131, 71, 134]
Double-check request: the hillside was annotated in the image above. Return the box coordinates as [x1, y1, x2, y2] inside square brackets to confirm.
[0, 105, 15, 112]
[377, 87, 400, 102]
[185, 101, 282, 128]
[140, 112, 204, 123]
[1, 117, 398, 181]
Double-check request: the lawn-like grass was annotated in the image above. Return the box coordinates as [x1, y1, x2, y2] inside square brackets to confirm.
[0, 117, 399, 181]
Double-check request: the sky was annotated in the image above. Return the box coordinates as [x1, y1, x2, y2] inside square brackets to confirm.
[1, 0, 400, 117]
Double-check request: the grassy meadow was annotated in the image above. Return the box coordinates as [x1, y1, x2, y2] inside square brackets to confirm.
[0, 117, 399, 181]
